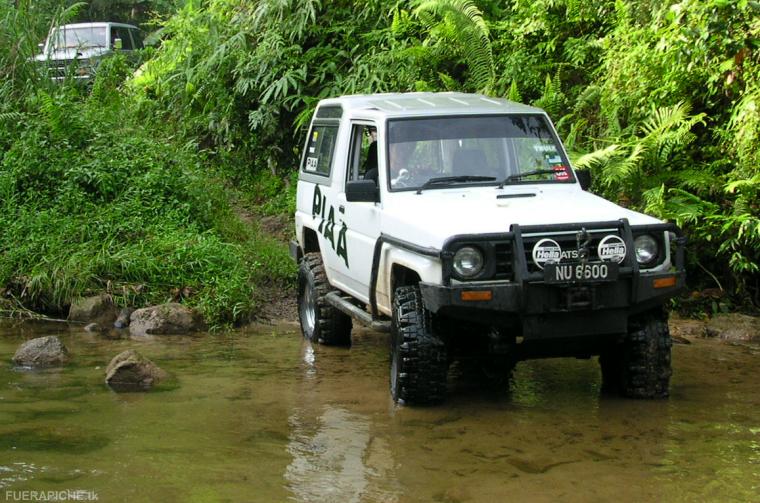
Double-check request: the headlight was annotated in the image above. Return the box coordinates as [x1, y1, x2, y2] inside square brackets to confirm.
[634, 235, 658, 265]
[453, 246, 484, 278]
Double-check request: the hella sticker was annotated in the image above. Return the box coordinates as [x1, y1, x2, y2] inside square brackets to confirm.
[532, 239, 562, 269]
[598, 235, 627, 263]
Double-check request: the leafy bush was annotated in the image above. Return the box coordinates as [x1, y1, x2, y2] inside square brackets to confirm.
[0, 84, 293, 327]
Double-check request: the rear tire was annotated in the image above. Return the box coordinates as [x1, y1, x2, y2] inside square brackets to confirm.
[297, 252, 352, 346]
[390, 286, 448, 405]
[600, 311, 672, 398]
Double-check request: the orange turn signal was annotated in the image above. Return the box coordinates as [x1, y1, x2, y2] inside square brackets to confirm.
[461, 290, 493, 301]
[653, 276, 677, 289]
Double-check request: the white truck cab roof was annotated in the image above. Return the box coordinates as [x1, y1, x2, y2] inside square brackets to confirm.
[315, 92, 543, 119]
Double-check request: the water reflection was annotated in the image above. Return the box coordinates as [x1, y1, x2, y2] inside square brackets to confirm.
[0, 463, 41, 489]
[0, 321, 758, 501]
[286, 340, 399, 502]
[286, 407, 398, 503]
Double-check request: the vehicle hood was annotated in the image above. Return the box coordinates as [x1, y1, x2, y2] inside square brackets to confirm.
[381, 186, 662, 249]
[33, 47, 109, 62]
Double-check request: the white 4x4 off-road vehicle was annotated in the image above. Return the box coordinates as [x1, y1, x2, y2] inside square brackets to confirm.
[291, 93, 686, 405]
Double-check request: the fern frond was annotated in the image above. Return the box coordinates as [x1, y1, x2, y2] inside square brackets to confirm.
[571, 144, 620, 170]
[0, 111, 23, 123]
[414, 0, 495, 92]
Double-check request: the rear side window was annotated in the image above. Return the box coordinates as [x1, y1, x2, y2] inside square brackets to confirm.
[130, 29, 144, 49]
[302, 125, 338, 177]
[111, 27, 134, 50]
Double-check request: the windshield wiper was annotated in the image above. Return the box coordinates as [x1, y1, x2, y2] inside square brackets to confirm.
[416, 175, 496, 194]
[498, 169, 558, 188]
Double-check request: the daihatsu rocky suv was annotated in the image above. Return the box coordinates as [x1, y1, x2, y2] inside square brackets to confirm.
[290, 93, 686, 405]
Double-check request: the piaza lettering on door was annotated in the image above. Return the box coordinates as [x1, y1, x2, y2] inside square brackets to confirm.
[312, 185, 349, 267]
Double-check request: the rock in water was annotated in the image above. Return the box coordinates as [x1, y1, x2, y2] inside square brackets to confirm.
[114, 307, 135, 329]
[105, 349, 167, 391]
[68, 294, 119, 325]
[129, 303, 205, 337]
[13, 336, 70, 367]
[84, 322, 104, 333]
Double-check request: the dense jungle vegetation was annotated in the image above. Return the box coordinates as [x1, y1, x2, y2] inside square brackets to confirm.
[0, 0, 758, 325]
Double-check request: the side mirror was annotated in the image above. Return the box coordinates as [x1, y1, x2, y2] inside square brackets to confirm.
[38, 43, 44, 52]
[113, 38, 123, 50]
[346, 180, 379, 203]
[576, 170, 592, 191]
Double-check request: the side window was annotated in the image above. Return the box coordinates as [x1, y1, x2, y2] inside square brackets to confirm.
[111, 27, 134, 50]
[302, 124, 338, 177]
[130, 29, 144, 49]
[346, 124, 377, 184]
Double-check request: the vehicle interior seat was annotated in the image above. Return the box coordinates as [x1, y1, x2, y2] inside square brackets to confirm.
[452, 149, 489, 177]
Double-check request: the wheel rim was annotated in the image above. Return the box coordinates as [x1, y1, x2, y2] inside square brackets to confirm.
[300, 277, 316, 335]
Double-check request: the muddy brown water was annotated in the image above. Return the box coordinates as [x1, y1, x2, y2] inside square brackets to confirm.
[0, 320, 758, 502]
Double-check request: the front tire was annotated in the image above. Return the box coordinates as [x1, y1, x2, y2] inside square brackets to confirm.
[390, 286, 448, 405]
[600, 311, 672, 398]
[297, 252, 352, 346]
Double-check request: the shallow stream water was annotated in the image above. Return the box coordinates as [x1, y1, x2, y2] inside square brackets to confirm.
[0, 320, 758, 502]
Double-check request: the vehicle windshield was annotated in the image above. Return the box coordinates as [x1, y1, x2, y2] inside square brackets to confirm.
[49, 26, 107, 50]
[386, 115, 574, 191]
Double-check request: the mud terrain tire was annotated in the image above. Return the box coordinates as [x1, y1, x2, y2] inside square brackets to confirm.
[297, 253, 352, 346]
[601, 312, 672, 398]
[390, 286, 448, 405]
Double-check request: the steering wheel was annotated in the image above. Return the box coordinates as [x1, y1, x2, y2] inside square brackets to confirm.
[391, 168, 413, 188]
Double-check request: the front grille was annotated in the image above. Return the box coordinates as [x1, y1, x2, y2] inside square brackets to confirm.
[47, 61, 69, 79]
[522, 228, 623, 273]
[493, 242, 513, 280]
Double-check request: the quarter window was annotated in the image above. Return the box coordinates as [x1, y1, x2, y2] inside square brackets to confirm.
[302, 125, 338, 177]
[111, 27, 134, 50]
[130, 29, 144, 49]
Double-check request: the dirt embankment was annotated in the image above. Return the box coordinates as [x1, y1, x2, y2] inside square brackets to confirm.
[233, 203, 298, 324]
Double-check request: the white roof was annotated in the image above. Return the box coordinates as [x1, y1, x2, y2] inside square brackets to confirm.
[317, 92, 544, 118]
[54, 22, 139, 30]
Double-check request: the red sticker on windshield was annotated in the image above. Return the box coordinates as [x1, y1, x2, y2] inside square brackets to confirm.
[553, 165, 569, 181]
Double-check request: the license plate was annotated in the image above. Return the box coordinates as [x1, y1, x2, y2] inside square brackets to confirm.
[544, 262, 618, 284]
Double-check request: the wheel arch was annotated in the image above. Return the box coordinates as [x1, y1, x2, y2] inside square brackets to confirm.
[376, 247, 441, 315]
[390, 263, 422, 301]
[302, 227, 321, 255]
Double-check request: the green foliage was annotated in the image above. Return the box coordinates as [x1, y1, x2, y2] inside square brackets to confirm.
[414, 0, 495, 92]
[2, 0, 759, 316]
[0, 2, 294, 326]
[0, 87, 293, 326]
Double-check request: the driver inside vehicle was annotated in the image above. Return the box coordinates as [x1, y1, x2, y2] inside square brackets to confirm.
[389, 142, 416, 188]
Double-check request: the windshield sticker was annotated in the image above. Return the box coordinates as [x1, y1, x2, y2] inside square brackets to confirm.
[553, 164, 570, 181]
[311, 185, 349, 267]
[305, 157, 319, 172]
[533, 144, 556, 153]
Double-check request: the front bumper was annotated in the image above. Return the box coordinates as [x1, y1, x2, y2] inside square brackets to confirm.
[421, 271, 685, 315]
[419, 219, 687, 340]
